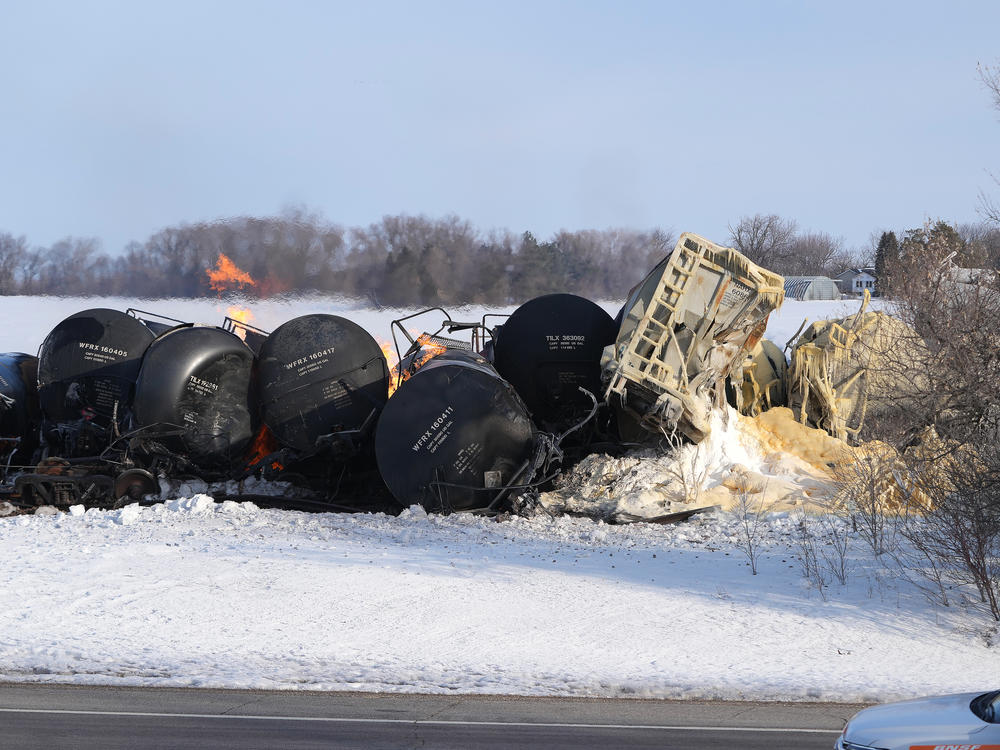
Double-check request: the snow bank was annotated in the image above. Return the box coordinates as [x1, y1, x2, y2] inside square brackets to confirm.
[1, 499, 997, 702]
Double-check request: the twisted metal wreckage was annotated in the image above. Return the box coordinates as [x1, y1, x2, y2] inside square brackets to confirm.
[0, 232, 908, 521]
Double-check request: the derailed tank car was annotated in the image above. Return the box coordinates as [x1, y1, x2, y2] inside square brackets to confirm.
[257, 314, 389, 456]
[37, 308, 157, 457]
[375, 348, 538, 513]
[247, 314, 397, 509]
[131, 325, 258, 473]
[0, 353, 40, 468]
[492, 294, 616, 434]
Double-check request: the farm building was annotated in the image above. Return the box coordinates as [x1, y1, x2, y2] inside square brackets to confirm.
[782, 276, 841, 301]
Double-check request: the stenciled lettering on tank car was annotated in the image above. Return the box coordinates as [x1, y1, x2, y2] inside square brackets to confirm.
[411, 406, 455, 452]
[283, 347, 337, 371]
[77, 342, 130, 358]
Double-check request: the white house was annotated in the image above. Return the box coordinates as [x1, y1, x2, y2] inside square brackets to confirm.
[835, 267, 877, 296]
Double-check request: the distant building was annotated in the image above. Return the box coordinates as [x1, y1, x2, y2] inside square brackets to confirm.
[835, 267, 877, 296]
[782, 276, 841, 301]
[947, 266, 996, 286]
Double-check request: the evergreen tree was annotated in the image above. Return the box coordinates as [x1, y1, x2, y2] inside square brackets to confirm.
[874, 231, 898, 297]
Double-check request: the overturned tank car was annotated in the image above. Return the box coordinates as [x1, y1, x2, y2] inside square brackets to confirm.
[8, 308, 169, 507]
[244, 313, 397, 509]
[602, 232, 785, 442]
[373, 309, 564, 514]
[492, 293, 617, 435]
[376, 348, 539, 513]
[257, 314, 389, 456]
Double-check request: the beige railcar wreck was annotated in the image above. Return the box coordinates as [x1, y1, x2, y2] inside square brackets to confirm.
[601, 232, 785, 442]
[787, 294, 924, 443]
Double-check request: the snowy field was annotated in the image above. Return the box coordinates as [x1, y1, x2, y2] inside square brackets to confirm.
[0, 292, 880, 354]
[4, 293, 995, 703]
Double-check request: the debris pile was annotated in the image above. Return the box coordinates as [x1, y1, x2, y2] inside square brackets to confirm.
[539, 407, 853, 521]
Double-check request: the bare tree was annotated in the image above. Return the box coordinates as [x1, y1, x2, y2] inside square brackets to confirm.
[870, 216, 1000, 622]
[901, 444, 1000, 621]
[0, 233, 27, 294]
[733, 488, 770, 575]
[835, 452, 894, 556]
[727, 214, 798, 272]
[979, 62, 1000, 226]
[782, 230, 845, 276]
[886, 221, 1000, 442]
[793, 514, 829, 599]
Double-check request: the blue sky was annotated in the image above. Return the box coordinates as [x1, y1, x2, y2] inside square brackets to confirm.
[1, 0, 998, 255]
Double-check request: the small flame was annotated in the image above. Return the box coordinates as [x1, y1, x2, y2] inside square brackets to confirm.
[378, 338, 399, 371]
[227, 305, 254, 341]
[245, 425, 283, 471]
[207, 253, 257, 293]
[227, 306, 254, 324]
[387, 333, 447, 397]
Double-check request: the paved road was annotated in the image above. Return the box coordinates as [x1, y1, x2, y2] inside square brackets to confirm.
[0, 683, 862, 749]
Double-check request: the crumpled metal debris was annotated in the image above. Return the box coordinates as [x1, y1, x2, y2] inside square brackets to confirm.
[601, 232, 785, 443]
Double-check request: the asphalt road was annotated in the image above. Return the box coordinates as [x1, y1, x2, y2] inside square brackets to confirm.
[0, 683, 864, 749]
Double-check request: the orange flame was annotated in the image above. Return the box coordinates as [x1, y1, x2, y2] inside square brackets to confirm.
[245, 425, 283, 471]
[207, 253, 257, 293]
[387, 333, 447, 397]
[378, 338, 399, 371]
[227, 305, 254, 341]
[227, 306, 254, 324]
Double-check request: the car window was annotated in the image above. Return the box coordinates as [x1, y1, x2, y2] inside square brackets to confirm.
[970, 690, 1000, 723]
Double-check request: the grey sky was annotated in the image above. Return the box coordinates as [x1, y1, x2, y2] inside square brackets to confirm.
[1, 0, 998, 255]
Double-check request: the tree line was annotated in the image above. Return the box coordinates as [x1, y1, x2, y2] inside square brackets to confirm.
[0, 211, 672, 305]
[2, 208, 999, 304]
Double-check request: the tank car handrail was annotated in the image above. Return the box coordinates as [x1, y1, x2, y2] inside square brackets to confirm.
[442, 320, 479, 332]
[126, 308, 187, 326]
[475, 313, 509, 351]
[389, 307, 452, 344]
[221, 316, 270, 338]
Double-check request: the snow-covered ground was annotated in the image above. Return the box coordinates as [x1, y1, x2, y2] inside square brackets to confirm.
[4, 292, 994, 703]
[1, 498, 996, 702]
[0, 292, 882, 355]
[0, 293, 537, 354]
